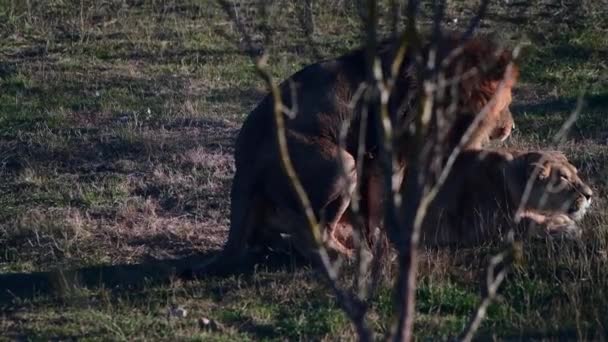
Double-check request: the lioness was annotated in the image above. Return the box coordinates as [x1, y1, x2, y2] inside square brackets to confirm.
[420, 150, 593, 246]
[325, 150, 593, 251]
[184, 33, 519, 277]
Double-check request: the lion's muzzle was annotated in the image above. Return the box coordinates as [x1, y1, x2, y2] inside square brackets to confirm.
[569, 185, 593, 221]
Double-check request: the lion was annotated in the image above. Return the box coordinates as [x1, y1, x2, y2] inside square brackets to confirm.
[420, 149, 593, 246]
[182, 32, 519, 277]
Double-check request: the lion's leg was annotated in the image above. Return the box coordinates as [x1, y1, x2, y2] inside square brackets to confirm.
[366, 167, 384, 242]
[332, 216, 355, 250]
[318, 149, 357, 258]
[224, 172, 260, 255]
[320, 151, 357, 257]
[264, 139, 357, 259]
[363, 161, 405, 253]
[271, 210, 353, 262]
[266, 206, 322, 260]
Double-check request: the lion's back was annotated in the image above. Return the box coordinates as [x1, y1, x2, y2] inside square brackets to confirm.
[234, 53, 366, 169]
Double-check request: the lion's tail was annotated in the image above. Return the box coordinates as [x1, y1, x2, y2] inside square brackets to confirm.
[182, 169, 257, 278]
[222, 168, 258, 257]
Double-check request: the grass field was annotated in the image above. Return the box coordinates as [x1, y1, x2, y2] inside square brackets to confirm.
[1, 0, 607, 340]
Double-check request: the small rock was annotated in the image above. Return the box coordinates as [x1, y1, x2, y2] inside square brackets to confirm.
[199, 317, 224, 332]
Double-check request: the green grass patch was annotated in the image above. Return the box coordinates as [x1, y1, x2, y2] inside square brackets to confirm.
[1, 0, 607, 340]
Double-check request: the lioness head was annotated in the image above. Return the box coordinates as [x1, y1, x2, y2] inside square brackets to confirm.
[507, 151, 593, 221]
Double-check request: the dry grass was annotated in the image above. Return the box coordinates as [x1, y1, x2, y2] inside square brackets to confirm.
[0, 0, 607, 340]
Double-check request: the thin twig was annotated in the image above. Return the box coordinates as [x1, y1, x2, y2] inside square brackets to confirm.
[256, 55, 373, 342]
[459, 250, 512, 342]
[388, 0, 424, 341]
[419, 63, 518, 221]
[459, 0, 490, 42]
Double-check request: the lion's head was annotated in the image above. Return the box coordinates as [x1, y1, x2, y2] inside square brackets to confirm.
[506, 151, 593, 221]
[422, 34, 519, 149]
[489, 108, 515, 142]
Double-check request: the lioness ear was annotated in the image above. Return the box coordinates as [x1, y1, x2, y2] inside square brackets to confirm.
[527, 162, 550, 181]
[537, 164, 550, 180]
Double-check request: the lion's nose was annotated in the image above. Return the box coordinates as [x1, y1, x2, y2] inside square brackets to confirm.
[583, 187, 593, 200]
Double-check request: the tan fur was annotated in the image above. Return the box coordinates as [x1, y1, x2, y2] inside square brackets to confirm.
[183, 33, 520, 277]
[421, 150, 593, 246]
[325, 150, 593, 250]
[490, 108, 515, 142]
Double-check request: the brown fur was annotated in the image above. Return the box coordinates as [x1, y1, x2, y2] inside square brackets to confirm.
[184, 33, 519, 276]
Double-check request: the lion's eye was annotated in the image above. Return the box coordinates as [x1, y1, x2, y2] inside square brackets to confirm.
[546, 174, 570, 192]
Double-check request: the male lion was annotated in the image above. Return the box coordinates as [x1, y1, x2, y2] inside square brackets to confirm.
[420, 150, 593, 246]
[184, 33, 519, 277]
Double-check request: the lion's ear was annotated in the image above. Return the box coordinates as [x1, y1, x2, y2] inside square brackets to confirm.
[511, 153, 549, 183]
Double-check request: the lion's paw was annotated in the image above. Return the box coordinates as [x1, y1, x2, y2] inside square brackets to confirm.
[544, 214, 582, 240]
[527, 214, 582, 240]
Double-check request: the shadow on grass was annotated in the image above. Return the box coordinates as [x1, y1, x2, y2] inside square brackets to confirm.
[474, 327, 608, 341]
[0, 254, 209, 303]
[221, 313, 282, 340]
[0, 116, 238, 174]
[0, 249, 308, 303]
[512, 93, 608, 116]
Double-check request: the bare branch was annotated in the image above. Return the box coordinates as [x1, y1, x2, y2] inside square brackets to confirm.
[432, 0, 447, 40]
[387, 1, 425, 341]
[217, 0, 259, 58]
[421, 62, 518, 217]
[459, 249, 512, 342]
[389, 0, 401, 39]
[459, 0, 490, 42]
[296, 0, 323, 60]
[255, 55, 322, 244]
[389, 1, 512, 341]
[552, 94, 584, 144]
